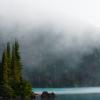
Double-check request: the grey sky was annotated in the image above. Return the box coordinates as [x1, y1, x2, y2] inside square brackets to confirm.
[0, 0, 100, 51]
[0, 0, 100, 28]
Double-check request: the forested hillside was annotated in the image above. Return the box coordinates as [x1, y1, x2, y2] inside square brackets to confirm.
[1, 33, 100, 88]
[24, 46, 100, 87]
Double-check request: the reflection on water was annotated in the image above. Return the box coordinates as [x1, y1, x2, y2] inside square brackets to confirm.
[33, 87, 100, 100]
[35, 94, 100, 100]
[41, 96, 55, 100]
[33, 87, 100, 94]
[56, 94, 100, 100]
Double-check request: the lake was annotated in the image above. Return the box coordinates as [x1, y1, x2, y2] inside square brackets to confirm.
[32, 87, 100, 100]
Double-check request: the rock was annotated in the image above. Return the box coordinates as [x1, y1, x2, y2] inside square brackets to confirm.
[41, 91, 49, 99]
[41, 91, 55, 100]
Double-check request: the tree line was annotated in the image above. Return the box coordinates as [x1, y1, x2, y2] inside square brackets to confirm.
[0, 41, 32, 99]
[29, 48, 100, 87]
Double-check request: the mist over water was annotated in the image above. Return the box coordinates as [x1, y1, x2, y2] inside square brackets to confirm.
[33, 88, 100, 100]
[33, 87, 100, 94]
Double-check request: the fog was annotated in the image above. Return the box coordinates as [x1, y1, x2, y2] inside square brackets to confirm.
[0, 0, 100, 80]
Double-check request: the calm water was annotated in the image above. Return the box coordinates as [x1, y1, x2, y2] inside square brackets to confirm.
[32, 87, 100, 100]
[56, 94, 100, 100]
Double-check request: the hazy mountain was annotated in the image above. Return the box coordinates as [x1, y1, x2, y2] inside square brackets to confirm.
[0, 18, 100, 87]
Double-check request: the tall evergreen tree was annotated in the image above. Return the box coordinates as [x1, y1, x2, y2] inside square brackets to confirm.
[1, 49, 9, 84]
[7, 42, 11, 82]
[10, 41, 23, 96]
[7, 42, 10, 60]
[0, 41, 32, 99]
[11, 45, 16, 83]
[0, 62, 2, 83]
[0, 43, 11, 84]
[14, 40, 22, 83]
[11, 41, 22, 84]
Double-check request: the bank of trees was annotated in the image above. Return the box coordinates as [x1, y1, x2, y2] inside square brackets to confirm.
[0, 41, 32, 99]
[29, 48, 100, 87]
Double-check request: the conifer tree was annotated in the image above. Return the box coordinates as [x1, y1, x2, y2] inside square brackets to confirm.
[11, 41, 22, 84]
[14, 40, 22, 83]
[7, 42, 11, 82]
[0, 41, 32, 98]
[10, 41, 23, 96]
[0, 62, 2, 83]
[11, 45, 16, 83]
[1, 49, 9, 83]
[0, 44, 14, 98]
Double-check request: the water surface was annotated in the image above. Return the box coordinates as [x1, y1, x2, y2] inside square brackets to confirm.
[33, 87, 100, 100]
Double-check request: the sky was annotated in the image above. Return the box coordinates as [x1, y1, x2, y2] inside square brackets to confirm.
[0, 0, 100, 28]
[0, 0, 100, 49]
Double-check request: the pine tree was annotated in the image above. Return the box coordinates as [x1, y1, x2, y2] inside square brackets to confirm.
[7, 42, 11, 82]
[0, 43, 11, 84]
[0, 44, 14, 98]
[11, 41, 22, 84]
[13, 40, 32, 98]
[11, 45, 16, 83]
[7, 42, 10, 62]
[1, 49, 9, 84]
[11, 41, 23, 96]
[0, 62, 2, 83]
[14, 40, 22, 83]
[0, 41, 32, 98]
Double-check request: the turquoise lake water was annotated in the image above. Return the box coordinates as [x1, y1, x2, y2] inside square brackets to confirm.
[32, 87, 100, 100]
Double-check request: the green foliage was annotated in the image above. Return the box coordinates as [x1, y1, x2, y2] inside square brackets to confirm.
[1, 49, 9, 83]
[7, 42, 11, 81]
[11, 40, 22, 83]
[0, 83, 15, 97]
[20, 80, 32, 96]
[0, 41, 32, 98]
